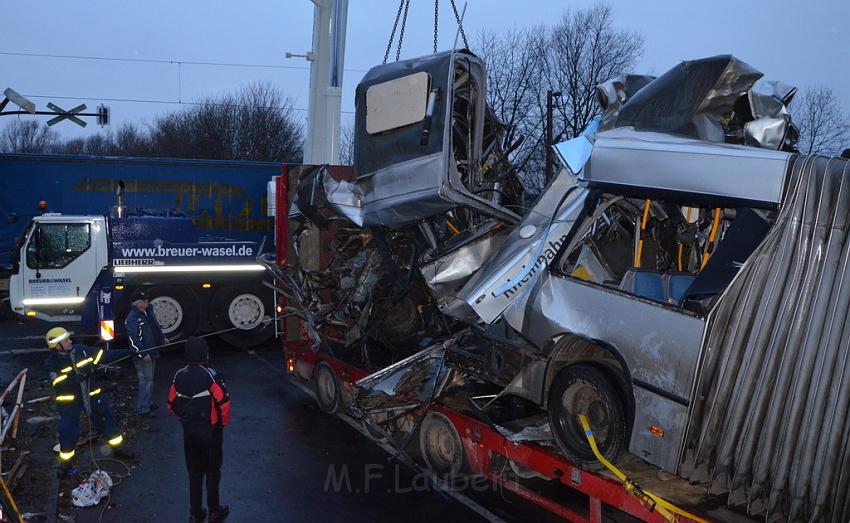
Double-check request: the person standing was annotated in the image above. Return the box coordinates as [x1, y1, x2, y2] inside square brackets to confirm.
[168, 337, 231, 523]
[43, 327, 129, 476]
[124, 292, 165, 416]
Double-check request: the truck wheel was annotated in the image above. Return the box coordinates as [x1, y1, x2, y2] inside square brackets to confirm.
[210, 284, 274, 348]
[146, 286, 199, 342]
[419, 411, 467, 478]
[548, 364, 627, 470]
[313, 361, 342, 414]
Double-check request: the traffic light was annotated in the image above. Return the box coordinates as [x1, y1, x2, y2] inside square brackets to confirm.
[97, 105, 110, 126]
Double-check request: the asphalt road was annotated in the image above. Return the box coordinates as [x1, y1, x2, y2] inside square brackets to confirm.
[1, 317, 565, 523]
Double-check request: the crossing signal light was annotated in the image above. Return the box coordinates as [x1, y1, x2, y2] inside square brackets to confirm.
[97, 105, 110, 126]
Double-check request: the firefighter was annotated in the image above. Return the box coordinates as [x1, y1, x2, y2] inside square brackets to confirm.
[43, 327, 129, 476]
[168, 337, 231, 523]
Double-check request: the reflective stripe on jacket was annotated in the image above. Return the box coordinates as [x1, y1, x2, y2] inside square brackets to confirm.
[167, 364, 231, 435]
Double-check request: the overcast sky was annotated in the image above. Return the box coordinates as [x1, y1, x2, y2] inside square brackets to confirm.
[1, 0, 848, 140]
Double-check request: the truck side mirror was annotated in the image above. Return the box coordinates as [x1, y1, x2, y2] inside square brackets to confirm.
[32, 226, 43, 278]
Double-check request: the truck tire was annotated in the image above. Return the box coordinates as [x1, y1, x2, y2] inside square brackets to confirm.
[419, 411, 468, 478]
[313, 361, 342, 414]
[548, 364, 627, 470]
[210, 284, 274, 348]
[146, 286, 199, 342]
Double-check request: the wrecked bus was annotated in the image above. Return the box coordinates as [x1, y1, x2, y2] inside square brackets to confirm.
[276, 51, 850, 521]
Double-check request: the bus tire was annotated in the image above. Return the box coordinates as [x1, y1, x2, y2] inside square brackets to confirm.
[548, 363, 627, 470]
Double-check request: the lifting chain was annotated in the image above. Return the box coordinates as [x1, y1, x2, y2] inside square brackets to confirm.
[383, 0, 407, 64]
[395, 0, 411, 62]
[433, 0, 439, 54]
[449, 0, 469, 49]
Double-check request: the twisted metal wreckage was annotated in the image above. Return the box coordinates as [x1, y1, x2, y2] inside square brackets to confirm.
[271, 50, 850, 521]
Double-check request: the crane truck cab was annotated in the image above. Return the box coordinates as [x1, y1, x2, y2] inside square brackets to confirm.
[9, 212, 274, 348]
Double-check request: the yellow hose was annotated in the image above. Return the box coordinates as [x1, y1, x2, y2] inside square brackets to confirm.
[578, 414, 710, 523]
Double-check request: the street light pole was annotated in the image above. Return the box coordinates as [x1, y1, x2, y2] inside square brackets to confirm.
[545, 89, 562, 184]
[302, 0, 349, 165]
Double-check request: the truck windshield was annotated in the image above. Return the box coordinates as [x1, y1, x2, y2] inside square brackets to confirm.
[26, 223, 91, 270]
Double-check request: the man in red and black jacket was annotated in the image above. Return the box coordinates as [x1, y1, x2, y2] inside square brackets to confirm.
[168, 337, 231, 523]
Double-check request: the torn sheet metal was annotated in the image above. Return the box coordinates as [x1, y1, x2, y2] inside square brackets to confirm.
[495, 415, 552, 443]
[597, 55, 801, 153]
[743, 116, 791, 150]
[419, 223, 509, 321]
[458, 176, 590, 324]
[681, 155, 850, 522]
[354, 342, 451, 414]
[553, 116, 600, 175]
[749, 80, 797, 119]
[611, 55, 762, 141]
[596, 74, 656, 130]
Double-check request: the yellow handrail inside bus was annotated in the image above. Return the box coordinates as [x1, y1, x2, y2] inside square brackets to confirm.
[700, 208, 722, 270]
[634, 199, 652, 268]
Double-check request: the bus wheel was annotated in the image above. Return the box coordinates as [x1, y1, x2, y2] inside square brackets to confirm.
[419, 411, 467, 478]
[145, 286, 199, 342]
[548, 364, 627, 470]
[313, 361, 342, 414]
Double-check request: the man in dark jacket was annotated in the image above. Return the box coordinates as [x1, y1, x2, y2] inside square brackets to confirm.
[125, 291, 165, 416]
[168, 337, 231, 523]
[43, 327, 129, 476]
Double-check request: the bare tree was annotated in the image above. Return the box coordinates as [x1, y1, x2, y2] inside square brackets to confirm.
[476, 5, 643, 193]
[794, 86, 849, 155]
[338, 121, 355, 166]
[477, 26, 547, 190]
[546, 5, 644, 141]
[234, 83, 303, 162]
[0, 120, 60, 153]
[113, 122, 153, 156]
[150, 82, 303, 162]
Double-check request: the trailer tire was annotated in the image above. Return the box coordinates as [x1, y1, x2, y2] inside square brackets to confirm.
[313, 361, 342, 414]
[419, 411, 467, 479]
[548, 364, 626, 470]
[210, 284, 274, 348]
[145, 286, 199, 342]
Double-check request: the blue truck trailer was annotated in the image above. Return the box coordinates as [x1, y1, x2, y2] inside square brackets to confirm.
[0, 153, 279, 265]
[1, 153, 280, 347]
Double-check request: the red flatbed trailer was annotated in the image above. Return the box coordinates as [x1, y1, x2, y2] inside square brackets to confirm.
[283, 338, 712, 523]
[272, 169, 717, 523]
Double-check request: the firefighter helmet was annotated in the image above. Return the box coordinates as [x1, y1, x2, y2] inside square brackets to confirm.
[46, 327, 72, 349]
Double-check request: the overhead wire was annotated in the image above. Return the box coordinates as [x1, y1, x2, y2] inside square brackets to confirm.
[0, 51, 370, 73]
[16, 94, 356, 115]
[2, 51, 364, 115]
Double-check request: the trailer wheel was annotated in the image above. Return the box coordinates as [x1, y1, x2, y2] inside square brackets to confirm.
[313, 361, 342, 414]
[146, 286, 199, 341]
[548, 364, 627, 470]
[419, 411, 467, 478]
[210, 284, 274, 348]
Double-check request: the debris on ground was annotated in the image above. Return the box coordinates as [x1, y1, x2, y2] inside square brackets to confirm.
[71, 470, 112, 507]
